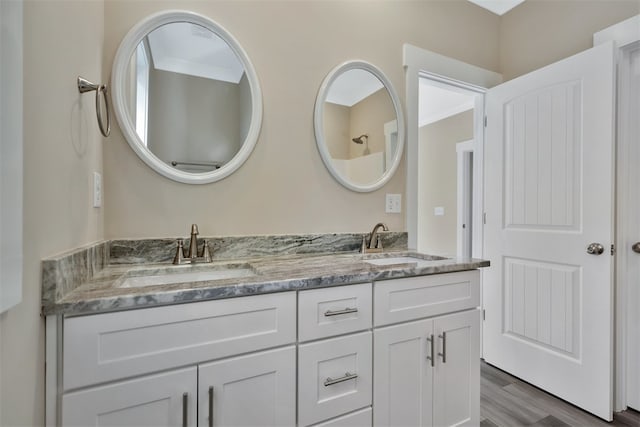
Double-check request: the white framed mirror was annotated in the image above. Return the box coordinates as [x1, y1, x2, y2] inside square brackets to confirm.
[314, 61, 405, 192]
[111, 10, 262, 184]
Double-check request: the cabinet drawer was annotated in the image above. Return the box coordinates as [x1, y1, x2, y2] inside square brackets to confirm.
[63, 292, 296, 391]
[298, 332, 372, 426]
[311, 407, 372, 427]
[298, 283, 372, 342]
[374, 270, 479, 326]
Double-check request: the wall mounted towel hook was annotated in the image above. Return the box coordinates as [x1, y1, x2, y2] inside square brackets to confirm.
[77, 76, 110, 137]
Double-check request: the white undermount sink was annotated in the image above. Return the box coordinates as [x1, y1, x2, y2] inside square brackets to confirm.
[118, 265, 257, 288]
[364, 255, 449, 268]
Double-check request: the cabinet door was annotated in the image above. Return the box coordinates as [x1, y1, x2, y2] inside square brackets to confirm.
[433, 310, 480, 427]
[373, 319, 434, 427]
[199, 346, 296, 427]
[63, 366, 197, 427]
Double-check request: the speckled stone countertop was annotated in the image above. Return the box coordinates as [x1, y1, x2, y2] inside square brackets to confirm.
[41, 233, 489, 317]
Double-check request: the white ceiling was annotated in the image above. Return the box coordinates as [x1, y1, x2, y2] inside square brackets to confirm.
[147, 22, 244, 83]
[419, 80, 475, 127]
[467, 0, 526, 16]
[325, 69, 384, 107]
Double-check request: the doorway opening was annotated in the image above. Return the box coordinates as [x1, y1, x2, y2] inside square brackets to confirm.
[416, 77, 482, 259]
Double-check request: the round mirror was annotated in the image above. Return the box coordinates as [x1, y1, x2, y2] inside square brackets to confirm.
[314, 61, 405, 192]
[111, 10, 262, 184]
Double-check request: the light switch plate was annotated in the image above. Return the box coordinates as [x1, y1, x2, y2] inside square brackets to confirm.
[93, 172, 102, 208]
[386, 194, 402, 213]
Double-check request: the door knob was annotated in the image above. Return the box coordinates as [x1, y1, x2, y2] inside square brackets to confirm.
[633, 242, 640, 254]
[586, 243, 605, 255]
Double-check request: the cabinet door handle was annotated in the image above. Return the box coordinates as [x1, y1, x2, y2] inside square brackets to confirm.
[426, 334, 435, 367]
[324, 307, 358, 317]
[208, 386, 214, 427]
[182, 392, 188, 427]
[324, 372, 358, 386]
[438, 332, 447, 363]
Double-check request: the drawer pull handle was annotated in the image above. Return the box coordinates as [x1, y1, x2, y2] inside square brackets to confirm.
[208, 386, 214, 427]
[324, 307, 358, 317]
[324, 372, 358, 386]
[182, 392, 188, 427]
[438, 332, 447, 363]
[426, 334, 435, 367]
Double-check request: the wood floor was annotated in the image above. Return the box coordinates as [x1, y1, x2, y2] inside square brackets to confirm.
[480, 361, 640, 427]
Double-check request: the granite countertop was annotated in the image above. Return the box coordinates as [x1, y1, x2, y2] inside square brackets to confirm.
[44, 250, 489, 317]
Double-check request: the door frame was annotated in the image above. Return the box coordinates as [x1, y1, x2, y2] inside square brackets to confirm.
[403, 44, 502, 255]
[456, 140, 474, 258]
[594, 15, 640, 412]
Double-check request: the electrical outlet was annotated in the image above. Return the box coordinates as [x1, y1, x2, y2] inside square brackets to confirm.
[93, 172, 102, 208]
[434, 206, 445, 216]
[386, 194, 402, 213]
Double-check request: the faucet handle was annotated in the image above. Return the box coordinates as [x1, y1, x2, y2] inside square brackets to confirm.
[200, 240, 212, 263]
[173, 239, 186, 265]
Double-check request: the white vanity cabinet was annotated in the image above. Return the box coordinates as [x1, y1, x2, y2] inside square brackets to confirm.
[373, 271, 480, 427]
[60, 292, 297, 427]
[55, 270, 481, 427]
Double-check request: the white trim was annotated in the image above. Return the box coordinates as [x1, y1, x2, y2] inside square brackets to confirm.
[383, 119, 398, 172]
[314, 60, 406, 193]
[0, 0, 23, 313]
[403, 43, 501, 249]
[45, 315, 61, 427]
[594, 15, 640, 48]
[456, 140, 473, 258]
[616, 41, 640, 413]
[594, 15, 640, 413]
[111, 10, 263, 185]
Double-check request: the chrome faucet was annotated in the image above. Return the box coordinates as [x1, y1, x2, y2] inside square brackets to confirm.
[361, 222, 389, 253]
[173, 224, 213, 264]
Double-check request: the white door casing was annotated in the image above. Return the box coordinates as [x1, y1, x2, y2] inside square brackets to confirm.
[483, 42, 615, 420]
[595, 14, 640, 412]
[456, 140, 474, 258]
[619, 41, 640, 412]
[403, 44, 502, 252]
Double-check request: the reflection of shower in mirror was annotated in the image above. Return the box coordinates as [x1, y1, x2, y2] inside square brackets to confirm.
[351, 134, 370, 155]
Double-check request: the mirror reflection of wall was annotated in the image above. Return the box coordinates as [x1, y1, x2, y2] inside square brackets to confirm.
[123, 22, 252, 173]
[322, 70, 396, 186]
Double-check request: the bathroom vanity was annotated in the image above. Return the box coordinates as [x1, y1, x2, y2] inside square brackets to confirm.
[42, 235, 487, 427]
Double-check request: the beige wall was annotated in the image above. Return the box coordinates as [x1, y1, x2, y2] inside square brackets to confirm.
[418, 110, 473, 257]
[3, 1, 638, 425]
[500, 0, 640, 80]
[324, 102, 351, 160]
[103, 0, 500, 239]
[349, 88, 396, 159]
[0, 1, 105, 425]
[147, 69, 245, 167]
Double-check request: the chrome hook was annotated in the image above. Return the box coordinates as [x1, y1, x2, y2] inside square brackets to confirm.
[77, 76, 111, 137]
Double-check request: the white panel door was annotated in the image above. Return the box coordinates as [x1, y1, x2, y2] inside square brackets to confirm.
[198, 346, 296, 427]
[63, 367, 197, 427]
[483, 42, 615, 420]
